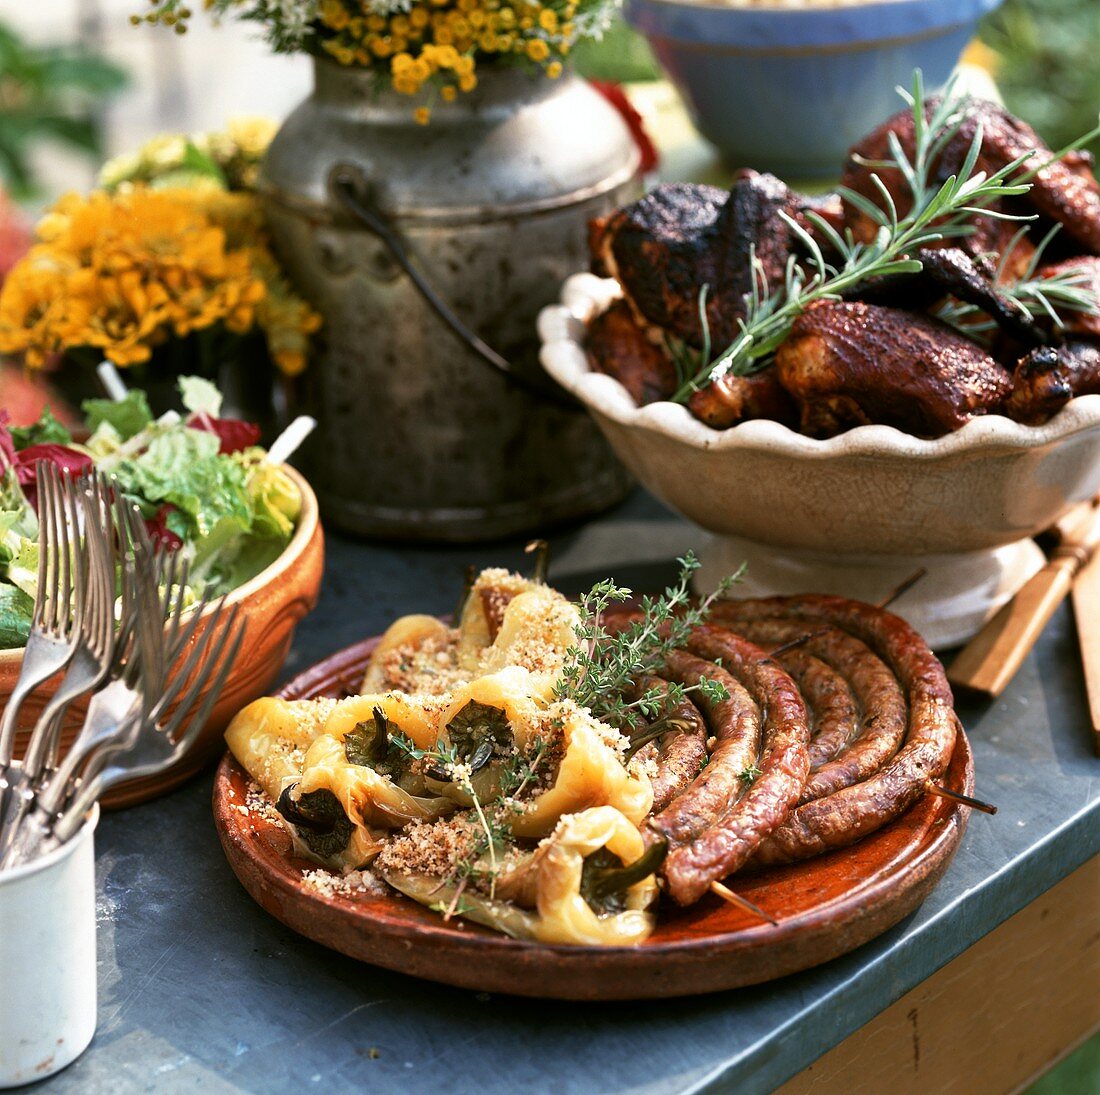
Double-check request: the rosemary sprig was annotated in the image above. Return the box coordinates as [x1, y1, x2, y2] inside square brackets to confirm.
[554, 552, 740, 729]
[670, 70, 1049, 401]
[935, 224, 1098, 339]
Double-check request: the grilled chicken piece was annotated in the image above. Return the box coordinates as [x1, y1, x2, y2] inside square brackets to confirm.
[842, 98, 1100, 258]
[589, 172, 798, 350]
[775, 302, 1013, 437]
[1037, 256, 1100, 338]
[1006, 340, 1100, 424]
[848, 246, 1046, 346]
[585, 300, 677, 404]
[687, 367, 798, 429]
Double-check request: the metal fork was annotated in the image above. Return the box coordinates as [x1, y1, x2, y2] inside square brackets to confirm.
[0, 463, 86, 770]
[16, 474, 118, 783]
[0, 546, 166, 869]
[45, 600, 245, 851]
[0, 466, 96, 853]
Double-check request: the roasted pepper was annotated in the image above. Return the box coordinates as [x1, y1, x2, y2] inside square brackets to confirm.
[381, 807, 661, 945]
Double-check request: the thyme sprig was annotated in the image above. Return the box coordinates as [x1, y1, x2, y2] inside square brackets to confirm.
[554, 552, 740, 730]
[394, 731, 550, 905]
[935, 224, 1098, 339]
[671, 71, 1042, 401]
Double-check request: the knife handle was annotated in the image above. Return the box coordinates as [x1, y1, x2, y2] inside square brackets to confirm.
[948, 554, 1079, 698]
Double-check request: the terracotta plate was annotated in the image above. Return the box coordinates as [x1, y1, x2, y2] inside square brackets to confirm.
[212, 634, 974, 1001]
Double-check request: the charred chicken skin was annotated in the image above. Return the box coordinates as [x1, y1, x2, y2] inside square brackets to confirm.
[585, 300, 677, 405]
[686, 367, 799, 429]
[775, 302, 1013, 438]
[591, 172, 798, 350]
[842, 98, 1100, 257]
[1006, 341, 1100, 424]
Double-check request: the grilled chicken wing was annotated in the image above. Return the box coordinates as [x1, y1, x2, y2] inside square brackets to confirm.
[1006, 340, 1100, 424]
[842, 98, 1100, 258]
[775, 302, 1013, 437]
[848, 246, 1046, 346]
[1037, 256, 1100, 338]
[589, 172, 798, 349]
[585, 299, 677, 404]
[686, 367, 798, 429]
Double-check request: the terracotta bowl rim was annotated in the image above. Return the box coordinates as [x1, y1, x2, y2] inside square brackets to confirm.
[538, 272, 1100, 463]
[0, 465, 319, 666]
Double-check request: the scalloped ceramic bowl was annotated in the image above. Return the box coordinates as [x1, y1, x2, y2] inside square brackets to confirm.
[0, 467, 324, 808]
[539, 274, 1100, 646]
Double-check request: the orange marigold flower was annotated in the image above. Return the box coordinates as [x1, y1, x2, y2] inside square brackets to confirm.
[0, 186, 319, 376]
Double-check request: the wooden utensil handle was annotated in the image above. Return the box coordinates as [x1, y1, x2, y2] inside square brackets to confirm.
[1070, 555, 1100, 758]
[949, 559, 1077, 698]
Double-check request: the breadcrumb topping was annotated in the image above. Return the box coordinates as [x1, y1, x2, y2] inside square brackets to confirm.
[301, 867, 387, 899]
[376, 817, 479, 879]
[375, 628, 464, 695]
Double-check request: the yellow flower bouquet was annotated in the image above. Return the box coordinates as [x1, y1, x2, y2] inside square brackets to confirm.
[0, 123, 321, 412]
[138, 0, 618, 123]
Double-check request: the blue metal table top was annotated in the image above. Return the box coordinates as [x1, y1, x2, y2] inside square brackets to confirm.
[40, 490, 1100, 1094]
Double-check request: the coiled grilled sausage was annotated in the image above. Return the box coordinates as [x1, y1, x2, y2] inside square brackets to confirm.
[656, 626, 809, 904]
[631, 673, 709, 814]
[726, 616, 908, 803]
[651, 652, 760, 849]
[716, 597, 955, 866]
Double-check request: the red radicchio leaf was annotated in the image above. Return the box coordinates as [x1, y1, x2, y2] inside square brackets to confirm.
[6, 443, 93, 510]
[187, 412, 261, 455]
[0, 438, 91, 510]
[146, 504, 183, 551]
[0, 411, 15, 472]
[589, 81, 659, 175]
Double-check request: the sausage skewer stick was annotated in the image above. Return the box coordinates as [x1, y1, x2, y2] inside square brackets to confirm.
[709, 880, 779, 926]
[925, 783, 997, 814]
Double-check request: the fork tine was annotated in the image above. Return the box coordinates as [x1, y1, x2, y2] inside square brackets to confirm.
[165, 557, 194, 657]
[153, 596, 228, 719]
[172, 616, 245, 756]
[165, 583, 212, 671]
[38, 463, 61, 633]
[160, 606, 244, 744]
[57, 470, 78, 636]
[34, 462, 54, 631]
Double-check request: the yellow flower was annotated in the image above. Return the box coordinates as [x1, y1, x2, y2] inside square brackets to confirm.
[538, 9, 557, 31]
[414, 106, 431, 125]
[0, 187, 320, 377]
[319, 0, 350, 30]
[441, 85, 457, 101]
[546, 60, 562, 78]
[526, 37, 549, 61]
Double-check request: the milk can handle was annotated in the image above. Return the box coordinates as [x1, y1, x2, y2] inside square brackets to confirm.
[330, 164, 580, 411]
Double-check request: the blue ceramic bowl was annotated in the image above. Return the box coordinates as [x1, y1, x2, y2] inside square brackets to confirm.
[624, 0, 1004, 177]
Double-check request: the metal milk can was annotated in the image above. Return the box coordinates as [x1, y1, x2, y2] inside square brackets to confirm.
[260, 60, 641, 540]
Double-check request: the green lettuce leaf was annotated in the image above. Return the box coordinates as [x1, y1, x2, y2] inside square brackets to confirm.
[82, 390, 153, 441]
[0, 584, 34, 649]
[9, 407, 72, 450]
[112, 428, 252, 539]
[245, 461, 301, 540]
[178, 375, 223, 418]
[5, 536, 39, 601]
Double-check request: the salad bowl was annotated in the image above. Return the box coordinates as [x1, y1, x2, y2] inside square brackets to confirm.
[539, 274, 1100, 648]
[0, 468, 323, 808]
